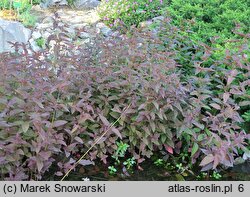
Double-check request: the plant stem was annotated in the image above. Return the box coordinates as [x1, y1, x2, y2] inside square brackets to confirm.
[60, 102, 132, 181]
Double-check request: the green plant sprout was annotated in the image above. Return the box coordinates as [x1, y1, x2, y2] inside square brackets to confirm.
[176, 163, 185, 173]
[112, 141, 129, 164]
[165, 162, 175, 171]
[154, 159, 164, 166]
[116, 141, 129, 157]
[108, 166, 117, 175]
[123, 157, 136, 170]
[35, 37, 45, 48]
[210, 171, 222, 180]
[13, 1, 22, 15]
[242, 111, 250, 122]
[196, 172, 208, 180]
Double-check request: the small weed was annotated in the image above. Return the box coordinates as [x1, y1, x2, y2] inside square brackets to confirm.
[154, 159, 164, 166]
[123, 157, 136, 170]
[196, 172, 208, 180]
[165, 163, 175, 171]
[112, 141, 129, 164]
[35, 37, 45, 48]
[108, 166, 117, 175]
[176, 163, 185, 173]
[116, 141, 129, 157]
[180, 153, 189, 163]
[18, 10, 37, 27]
[210, 171, 222, 180]
[242, 111, 250, 122]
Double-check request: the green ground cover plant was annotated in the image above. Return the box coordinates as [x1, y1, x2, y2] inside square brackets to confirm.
[163, 0, 250, 51]
[0, 0, 40, 26]
[97, 0, 168, 28]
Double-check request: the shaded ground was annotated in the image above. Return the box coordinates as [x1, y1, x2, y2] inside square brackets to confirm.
[43, 160, 250, 181]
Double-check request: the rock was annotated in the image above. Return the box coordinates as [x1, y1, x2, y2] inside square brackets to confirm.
[35, 16, 54, 30]
[36, 22, 52, 30]
[43, 31, 51, 40]
[96, 22, 106, 29]
[74, 0, 100, 9]
[96, 23, 112, 37]
[152, 16, 165, 22]
[0, 19, 31, 53]
[41, 16, 54, 24]
[32, 31, 42, 40]
[139, 16, 165, 35]
[82, 38, 91, 44]
[65, 27, 76, 37]
[111, 31, 120, 37]
[24, 7, 118, 56]
[29, 38, 41, 52]
[48, 40, 57, 53]
[139, 16, 164, 28]
[101, 27, 112, 37]
[139, 21, 153, 28]
[66, 17, 84, 24]
[40, 0, 68, 8]
[73, 23, 88, 29]
[79, 32, 91, 39]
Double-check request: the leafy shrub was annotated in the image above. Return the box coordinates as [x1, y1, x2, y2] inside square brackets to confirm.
[0, 0, 10, 9]
[185, 46, 250, 170]
[18, 9, 37, 27]
[156, 17, 250, 133]
[33, 0, 42, 4]
[163, 0, 250, 46]
[66, 0, 76, 6]
[0, 0, 31, 12]
[180, 31, 250, 170]
[97, 0, 168, 28]
[0, 16, 193, 180]
[0, 16, 249, 180]
[0, 0, 37, 27]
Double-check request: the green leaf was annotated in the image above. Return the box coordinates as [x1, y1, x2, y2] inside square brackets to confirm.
[21, 122, 29, 133]
[197, 134, 205, 141]
[156, 111, 163, 120]
[22, 130, 36, 140]
[184, 128, 193, 135]
[118, 118, 124, 126]
[165, 128, 173, 139]
[166, 139, 174, 148]
[110, 111, 119, 119]
[87, 124, 99, 131]
[152, 101, 159, 110]
[176, 174, 185, 181]
[192, 121, 204, 130]
[202, 105, 212, 110]
[149, 121, 156, 133]
[13, 1, 22, 9]
[191, 143, 199, 157]
[160, 134, 167, 143]
[209, 103, 221, 110]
